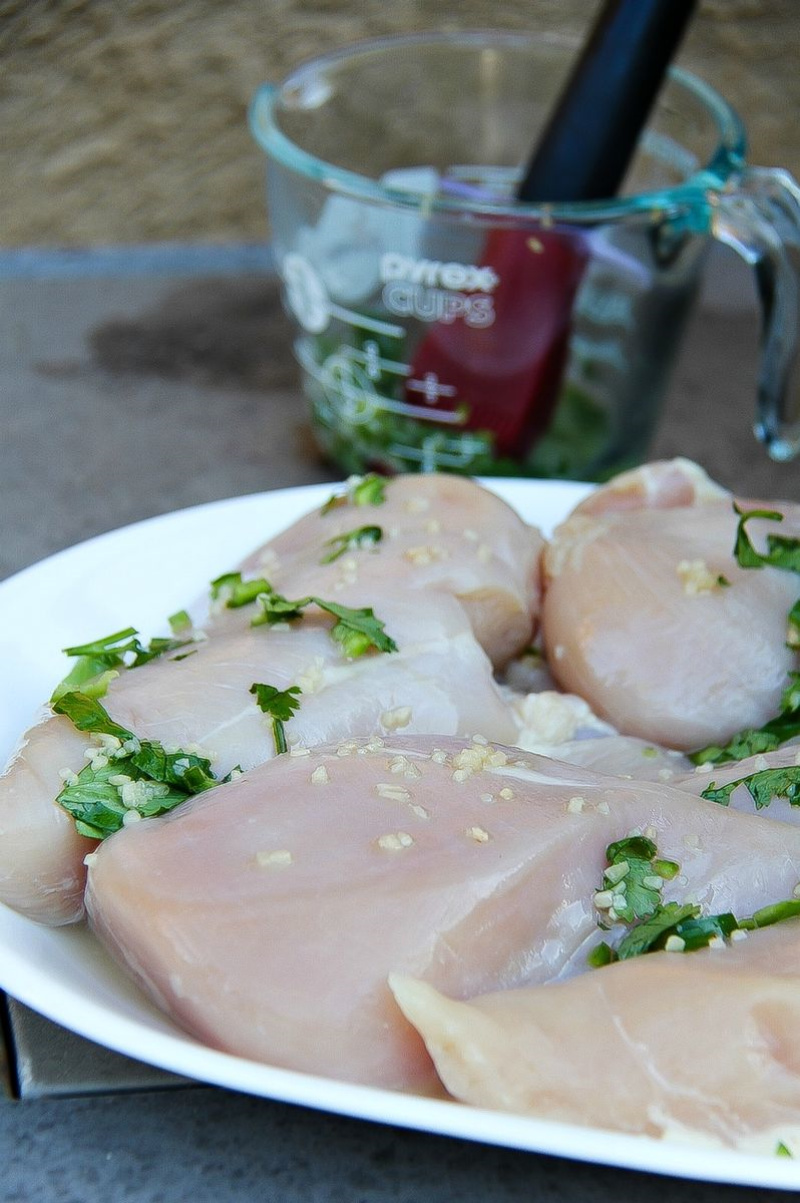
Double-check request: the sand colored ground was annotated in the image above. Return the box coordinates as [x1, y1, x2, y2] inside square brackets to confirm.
[2, 0, 798, 247]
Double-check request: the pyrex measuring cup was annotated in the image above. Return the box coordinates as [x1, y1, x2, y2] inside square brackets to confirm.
[250, 30, 800, 480]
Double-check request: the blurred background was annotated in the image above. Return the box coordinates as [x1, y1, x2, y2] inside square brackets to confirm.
[2, 0, 798, 248]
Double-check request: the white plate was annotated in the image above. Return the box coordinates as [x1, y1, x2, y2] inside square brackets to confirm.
[1, 479, 798, 1191]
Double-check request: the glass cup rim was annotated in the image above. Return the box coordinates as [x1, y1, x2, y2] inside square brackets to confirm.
[250, 29, 749, 222]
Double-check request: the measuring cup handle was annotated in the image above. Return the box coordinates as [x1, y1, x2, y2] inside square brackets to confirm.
[710, 166, 800, 462]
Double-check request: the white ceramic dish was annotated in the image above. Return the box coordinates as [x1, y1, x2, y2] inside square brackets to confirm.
[1, 479, 799, 1191]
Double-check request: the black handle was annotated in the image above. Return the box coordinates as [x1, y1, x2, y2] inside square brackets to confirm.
[517, 0, 697, 204]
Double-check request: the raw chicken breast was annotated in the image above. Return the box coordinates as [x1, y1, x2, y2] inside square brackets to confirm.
[86, 735, 800, 1090]
[101, 594, 517, 774]
[0, 471, 542, 927]
[537, 735, 692, 782]
[0, 595, 515, 925]
[0, 714, 96, 924]
[230, 473, 544, 669]
[542, 459, 800, 750]
[391, 919, 800, 1149]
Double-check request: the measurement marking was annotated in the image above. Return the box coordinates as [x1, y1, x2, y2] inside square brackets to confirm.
[343, 345, 411, 377]
[390, 438, 489, 469]
[374, 398, 466, 424]
[327, 303, 405, 338]
[363, 340, 381, 380]
[406, 372, 458, 404]
[296, 342, 465, 425]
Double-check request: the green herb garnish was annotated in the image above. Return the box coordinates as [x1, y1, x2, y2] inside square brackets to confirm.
[589, 833, 800, 966]
[168, 610, 192, 634]
[320, 525, 383, 564]
[210, 572, 272, 608]
[250, 683, 302, 755]
[688, 505, 800, 765]
[614, 902, 708, 960]
[734, 504, 800, 572]
[315, 599, 398, 657]
[51, 625, 195, 703]
[252, 590, 398, 657]
[737, 898, 800, 931]
[789, 598, 800, 648]
[321, 474, 388, 514]
[595, 835, 679, 926]
[701, 764, 800, 810]
[52, 691, 217, 839]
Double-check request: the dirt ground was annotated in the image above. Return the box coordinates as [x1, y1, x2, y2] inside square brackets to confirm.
[2, 0, 798, 246]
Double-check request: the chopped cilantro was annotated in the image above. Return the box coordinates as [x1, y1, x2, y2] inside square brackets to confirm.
[252, 590, 398, 657]
[614, 902, 703, 960]
[51, 624, 195, 703]
[321, 473, 388, 514]
[56, 763, 182, 840]
[52, 691, 133, 741]
[589, 832, 800, 967]
[691, 505, 800, 764]
[210, 572, 272, 608]
[52, 691, 217, 839]
[701, 765, 800, 810]
[776, 1142, 793, 1158]
[252, 592, 308, 625]
[597, 836, 680, 925]
[788, 597, 800, 648]
[733, 504, 791, 568]
[320, 525, 383, 564]
[168, 609, 192, 634]
[738, 898, 800, 931]
[586, 941, 616, 968]
[313, 599, 398, 657]
[250, 682, 302, 755]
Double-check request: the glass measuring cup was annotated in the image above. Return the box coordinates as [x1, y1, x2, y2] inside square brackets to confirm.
[250, 30, 800, 480]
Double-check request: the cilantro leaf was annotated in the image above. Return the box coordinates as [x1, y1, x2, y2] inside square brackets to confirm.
[251, 591, 398, 657]
[168, 609, 193, 634]
[250, 682, 302, 755]
[210, 572, 272, 608]
[615, 902, 701, 959]
[52, 692, 134, 742]
[321, 474, 388, 514]
[52, 662, 120, 703]
[251, 592, 309, 626]
[590, 829, 800, 968]
[57, 765, 186, 840]
[52, 624, 195, 703]
[733, 504, 789, 568]
[789, 599, 800, 648]
[597, 836, 679, 925]
[312, 599, 398, 657]
[701, 765, 800, 810]
[127, 743, 217, 793]
[586, 942, 616, 968]
[52, 691, 217, 839]
[320, 525, 383, 564]
[62, 628, 141, 660]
